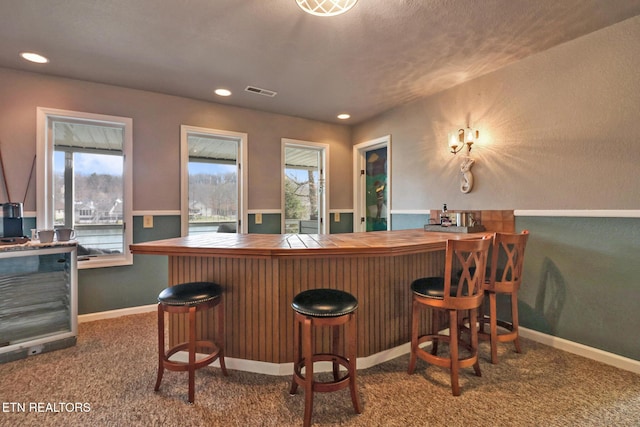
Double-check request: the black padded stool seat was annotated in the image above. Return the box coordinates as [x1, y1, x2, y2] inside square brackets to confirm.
[289, 288, 361, 427]
[411, 277, 469, 299]
[411, 277, 446, 298]
[158, 281, 222, 306]
[155, 281, 228, 403]
[292, 288, 358, 317]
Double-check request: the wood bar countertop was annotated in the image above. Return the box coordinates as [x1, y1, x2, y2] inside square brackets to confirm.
[130, 228, 484, 258]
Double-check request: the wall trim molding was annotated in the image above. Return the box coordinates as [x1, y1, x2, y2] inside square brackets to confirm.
[519, 327, 640, 375]
[329, 209, 354, 214]
[390, 209, 430, 215]
[132, 210, 180, 216]
[247, 209, 281, 214]
[79, 306, 639, 375]
[515, 209, 640, 218]
[78, 304, 156, 323]
[25, 210, 184, 219]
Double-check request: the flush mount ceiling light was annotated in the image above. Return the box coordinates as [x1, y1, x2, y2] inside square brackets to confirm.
[337, 113, 351, 120]
[20, 52, 49, 64]
[296, 0, 358, 17]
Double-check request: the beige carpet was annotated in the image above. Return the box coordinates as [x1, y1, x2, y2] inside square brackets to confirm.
[1, 312, 639, 426]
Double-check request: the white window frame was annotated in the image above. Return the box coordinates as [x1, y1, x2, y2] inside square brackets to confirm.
[180, 125, 248, 236]
[36, 107, 133, 268]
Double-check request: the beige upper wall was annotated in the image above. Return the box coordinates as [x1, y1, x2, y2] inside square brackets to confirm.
[2, 15, 639, 215]
[0, 69, 352, 211]
[353, 15, 640, 211]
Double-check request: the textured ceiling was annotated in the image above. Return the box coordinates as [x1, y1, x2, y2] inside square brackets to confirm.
[1, 0, 639, 124]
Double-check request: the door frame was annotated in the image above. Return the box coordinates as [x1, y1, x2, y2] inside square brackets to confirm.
[353, 135, 391, 232]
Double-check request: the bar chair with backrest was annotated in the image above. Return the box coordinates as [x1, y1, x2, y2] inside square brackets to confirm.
[479, 230, 529, 364]
[408, 236, 492, 396]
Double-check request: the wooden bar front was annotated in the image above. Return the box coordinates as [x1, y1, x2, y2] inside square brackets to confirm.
[130, 229, 482, 364]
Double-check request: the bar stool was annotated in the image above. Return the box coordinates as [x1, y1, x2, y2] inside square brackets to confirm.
[154, 281, 228, 403]
[408, 237, 491, 396]
[479, 230, 529, 363]
[289, 288, 361, 427]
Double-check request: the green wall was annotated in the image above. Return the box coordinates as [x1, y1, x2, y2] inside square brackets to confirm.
[516, 216, 640, 361]
[330, 212, 354, 234]
[246, 213, 355, 234]
[389, 213, 640, 361]
[391, 213, 429, 230]
[77, 215, 180, 315]
[248, 213, 281, 234]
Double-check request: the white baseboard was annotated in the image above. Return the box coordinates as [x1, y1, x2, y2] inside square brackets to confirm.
[78, 306, 640, 375]
[171, 352, 294, 376]
[519, 327, 640, 375]
[78, 304, 156, 323]
[172, 343, 413, 377]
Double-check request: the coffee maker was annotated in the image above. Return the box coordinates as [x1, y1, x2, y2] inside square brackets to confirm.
[2, 202, 24, 237]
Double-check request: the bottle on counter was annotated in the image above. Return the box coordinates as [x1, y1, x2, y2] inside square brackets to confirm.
[440, 203, 451, 227]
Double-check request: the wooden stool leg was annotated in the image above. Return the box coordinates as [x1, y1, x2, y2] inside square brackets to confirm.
[188, 305, 196, 404]
[449, 310, 460, 397]
[302, 317, 314, 427]
[511, 291, 522, 354]
[431, 309, 440, 355]
[332, 324, 340, 381]
[348, 312, 361, 414]
[289, 317, 300, 395]
[154, 303, 164, 392]
[489, 293, 499, 364]
[408, 299, 419, 374]
[479, 294, 488, 334]
[470, 307, 482, 377]
[217, 299, 228, 376]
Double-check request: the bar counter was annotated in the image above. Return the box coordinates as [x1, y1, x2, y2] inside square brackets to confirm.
[130, 229, 482, 368]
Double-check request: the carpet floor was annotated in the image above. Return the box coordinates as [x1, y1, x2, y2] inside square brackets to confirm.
[1, 312, 639, 426]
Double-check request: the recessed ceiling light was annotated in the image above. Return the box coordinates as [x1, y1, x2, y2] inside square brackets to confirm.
[20, 52, 49, 64]
[214, 88, 232, 97]
[337, 113, 351, 120]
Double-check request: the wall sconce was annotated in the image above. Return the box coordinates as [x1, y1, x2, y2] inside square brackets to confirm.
[448, 126, 479, 154]
[448, 126, 479, 193]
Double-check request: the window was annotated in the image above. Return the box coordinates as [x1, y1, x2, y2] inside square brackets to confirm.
[281, 139, 328, 234]
[180, 125, 247, 236]
[37, 108, 133, 268]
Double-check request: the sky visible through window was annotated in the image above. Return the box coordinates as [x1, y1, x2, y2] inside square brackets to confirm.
[54, 151, 122, 175]
[189, 162, 234, 175]
[54, 151, 313, 184]
[54, 153, 235, 176]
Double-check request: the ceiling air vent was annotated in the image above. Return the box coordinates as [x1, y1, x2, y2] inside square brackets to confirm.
[245, 86, 277, 97]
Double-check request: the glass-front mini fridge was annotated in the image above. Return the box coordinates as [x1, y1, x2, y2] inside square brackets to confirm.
[0, 244, 77, 363]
